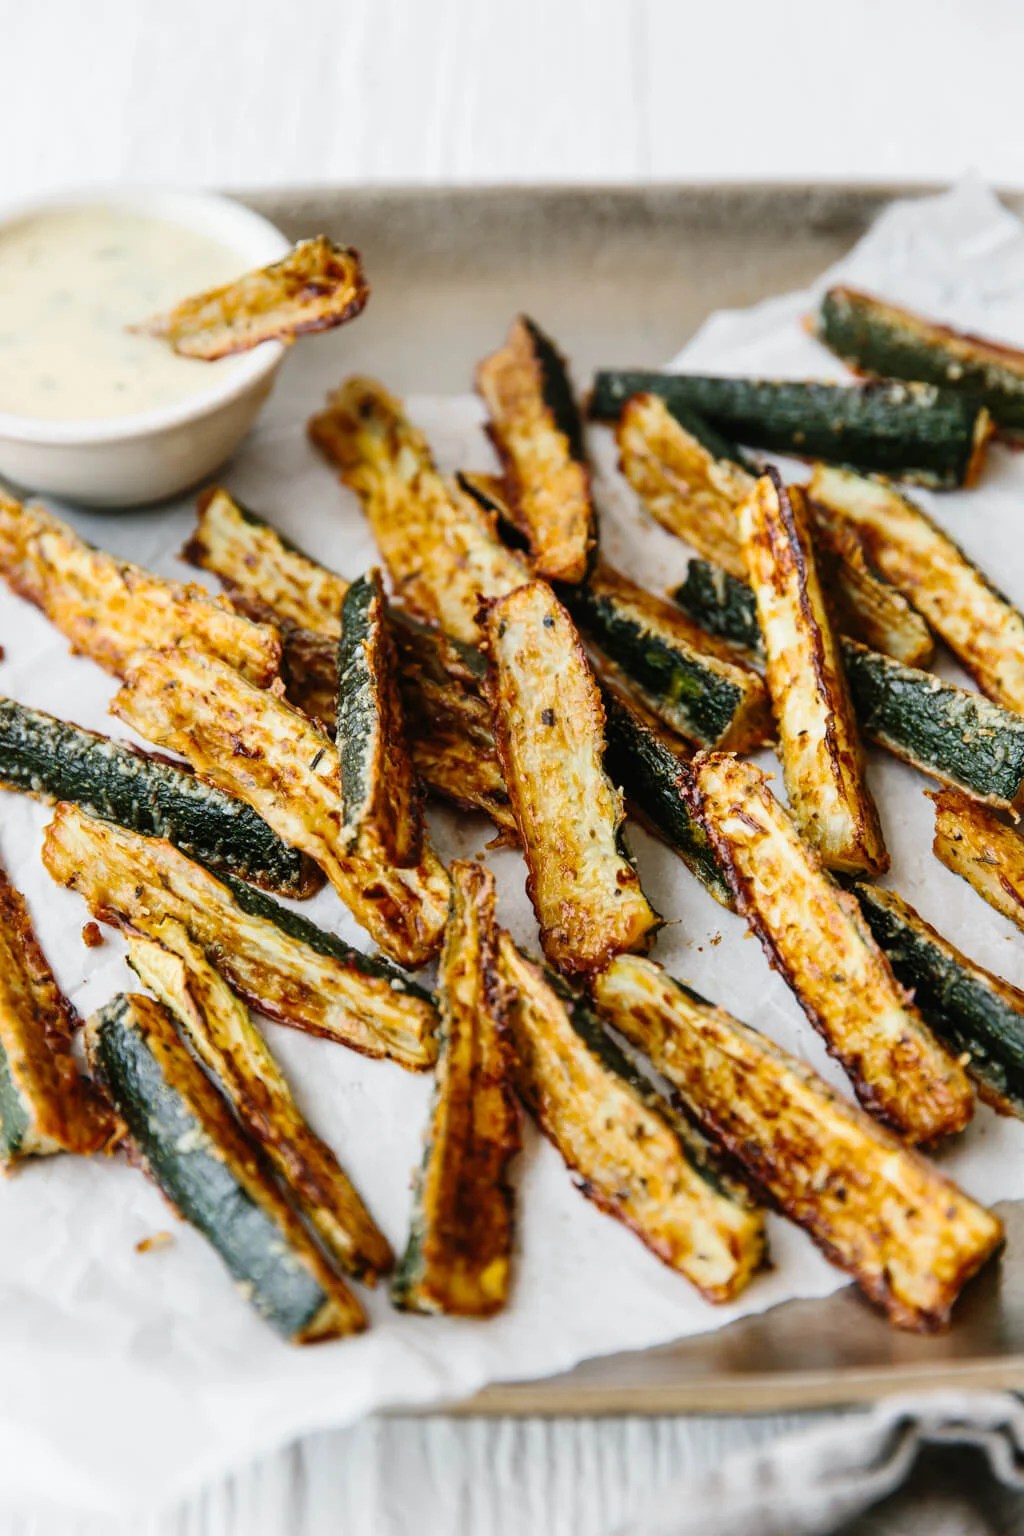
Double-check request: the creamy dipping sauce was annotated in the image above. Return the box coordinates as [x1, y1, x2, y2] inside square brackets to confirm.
[0, 207, 251, 421]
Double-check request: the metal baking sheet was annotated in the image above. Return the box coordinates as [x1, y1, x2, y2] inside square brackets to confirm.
[246, 182, 1024, 1412]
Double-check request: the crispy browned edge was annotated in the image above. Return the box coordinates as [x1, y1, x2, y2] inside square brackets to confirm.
[0, 864, 114, 1154]
[685, 752, 972, 1142]
[475, 317, 595, 584]
[137, 237, 370, 360]
[742, 470, 888, 877]
[403, 860, 520, 1315]
[483, 580, 659, 978]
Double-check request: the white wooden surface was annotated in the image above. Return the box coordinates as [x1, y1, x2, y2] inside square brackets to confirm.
[4, 0, 1024, 197]
[4, 3, 1022, 1531]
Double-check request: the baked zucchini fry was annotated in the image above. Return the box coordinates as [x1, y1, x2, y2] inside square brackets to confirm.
[817, 286, 1024, 437]
[616, 398, 934, 667]
[931, 788, 1024, 934]
[740, 472, 887, 876]
[112, 647, 449, 968]
[0, 496, 279, 684]
[615, 393, 752, 577]
[842, 639, 1024, 812]
[854, 883, 1024, 1118]
[184, 486, 349, 638]
[592, 955, 1002, 1331]
[475, 316, 595, 583]
[337, 569, 423, 866]
[485, 582, 660, 977]
[689, 753, 973, 1142]
[309, 376, 528, 643]
[599, 680, 733, 907]
[809, 466, 1024, 714]
[127, 919, 393, 1283]
[393, 863, 519, 1315]
[42, 804, 438, 1069]
[85, 993, 364, 1342]
[136, 237, 369, 360]
[0, 696, 321, 899]
[0, 860, 112, 1162]
[569, 562, 772, 753]
[498, 934, 765, 1302]
[593, 373, 992, 489]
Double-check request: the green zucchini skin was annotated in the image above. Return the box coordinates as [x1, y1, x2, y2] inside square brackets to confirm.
[0, 698, 320, 899]
[841, 640, 1024, 811]
[565, 570, 768, 751]
[589, 373, 989, 488]
[817, 287, 1024, 437]
[600, 684, 733, 906]
[87, 994, 361, 1341]
[853, 884, 1024, 1117]
[672, 560, 764, 657]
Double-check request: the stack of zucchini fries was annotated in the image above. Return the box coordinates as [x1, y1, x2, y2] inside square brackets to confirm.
[0, 280, 1022, 1347]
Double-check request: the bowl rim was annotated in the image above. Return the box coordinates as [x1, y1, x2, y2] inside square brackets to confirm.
[0, 186, 291, 447]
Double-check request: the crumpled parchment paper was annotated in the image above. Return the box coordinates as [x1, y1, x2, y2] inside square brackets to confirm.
[0, 178, 1021, 1516]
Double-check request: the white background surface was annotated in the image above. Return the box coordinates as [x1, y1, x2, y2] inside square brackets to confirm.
[4, 3, 1023, 1533]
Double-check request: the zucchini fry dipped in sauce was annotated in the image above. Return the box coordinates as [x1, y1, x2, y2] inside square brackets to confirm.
[740, 471, 887, 876]
[184, 487, 515, 830]
[475, 316, 595, 583]
[689, 754, 973, 1143]
[816, 287, 1024, 438]
[498, 935, 766, 1302]
[599, 680, 733, 908]
[128, 920, 393, 1283]
[931, 788, 1024, 934]
[809, 466, 1024, 715]
[0, 496, 280, 683]
[854, 883, 1024, 1119]
[112, 647, 450, 968]
[85, 993, 364, 1342]
[136, 236, 369, 360]
[309, 376, 528, 643]
[337, 570, 424, 866]
[485, 581, 660, 977]
[617, 397, 933, 667]
[394, 862, 520, 1315]
[593, 372, 992, 489]
[0, 696, 321, 898]
[0, 860, 112, 1163]
[43, 804, 438, 1070]
[568, 562, 772, 753]
[592, 956, 1002, 1332]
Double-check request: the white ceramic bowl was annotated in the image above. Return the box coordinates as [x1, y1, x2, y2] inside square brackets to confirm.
[0, 188, 291, 507]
